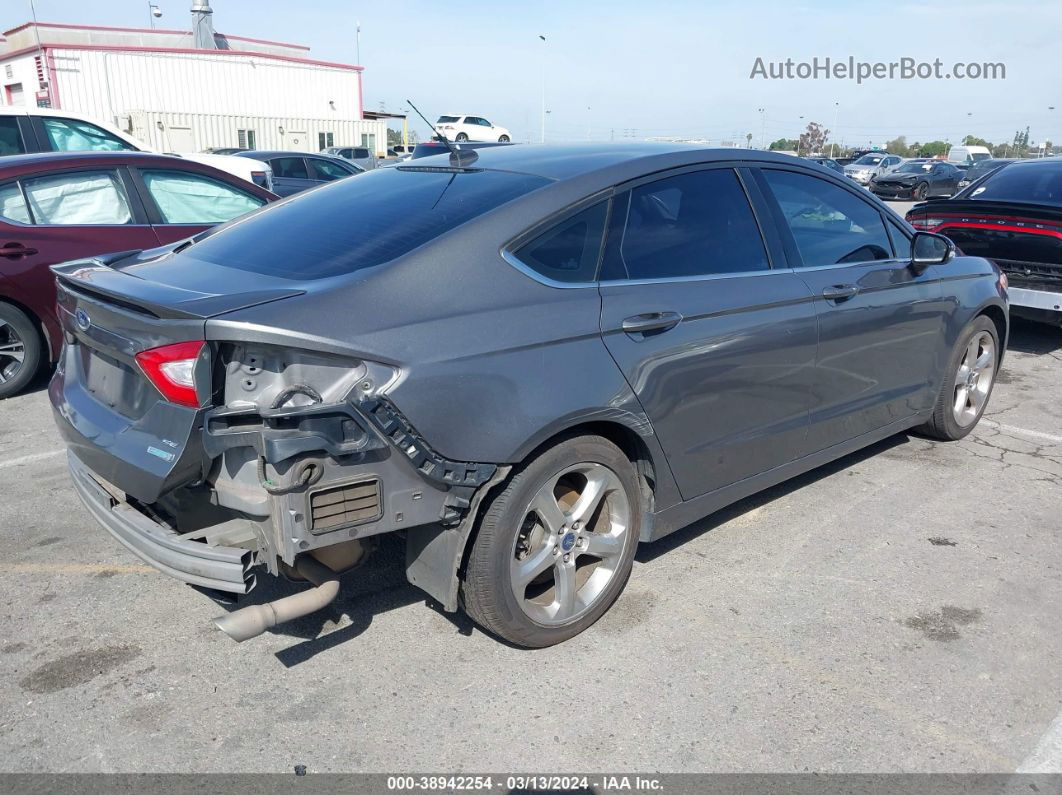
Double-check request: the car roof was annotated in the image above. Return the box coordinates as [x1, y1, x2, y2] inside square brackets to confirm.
[237, 150, 340, 160]
[0, 150, 209, 169]
[417, 142, 823, 182]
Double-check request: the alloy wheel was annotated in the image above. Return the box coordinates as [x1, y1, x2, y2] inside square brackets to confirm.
[952, 330, 995, 427]
[510, 462, 630, 626]
[0, 320, 25, 385]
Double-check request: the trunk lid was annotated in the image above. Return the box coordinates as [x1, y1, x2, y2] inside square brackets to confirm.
[49, 253, 305, 503]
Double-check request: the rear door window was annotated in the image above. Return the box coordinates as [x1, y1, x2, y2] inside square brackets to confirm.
[309, 158, 356, 181]
[0, 117, 25, 156]
[270, 157, 309, 179]
[613, 168, 770, 279]
[140, 169, 264, 224]
[41, 117, 135, 152]
[761, 169, 892, 266]
[511, 201, 609, 283]
[22, 170, 132, 225]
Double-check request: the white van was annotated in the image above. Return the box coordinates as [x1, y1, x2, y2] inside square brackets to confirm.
[946, 145, 992, 166]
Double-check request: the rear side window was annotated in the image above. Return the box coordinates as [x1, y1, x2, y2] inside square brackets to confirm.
[762, 169, 892, 266]
[186, 168, 549, 279]
[271, 157, 309, 179]
[22, 171, 132, 225]
[967, 163, 1062, 204]
[0, 117, 25, 156]
[615, 168, 770, 279]
[0, 182, 31, 224]
[41, 117, 134, 152]
[512, 201, 609, 283]
[141, 170, 264, 224]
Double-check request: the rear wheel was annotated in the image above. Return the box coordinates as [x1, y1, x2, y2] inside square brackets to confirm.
[0, 303, 41, 399]
[917, 315, 999, 441]
[914, 182, 929, 201]
[455, 132, 469, 142]
[462, 435, 641, 647]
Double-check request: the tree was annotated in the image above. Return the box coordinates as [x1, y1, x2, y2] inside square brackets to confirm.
[916, 140, 949, 157]
[963, 135, 991, 147]
[885, 136, 909, 156]
[798, 122, 830, 156]
[769, 137, 798, 151]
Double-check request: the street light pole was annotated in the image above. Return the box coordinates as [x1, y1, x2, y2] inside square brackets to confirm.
[830, 102, 839, 158]
[539, 35, 547, 144]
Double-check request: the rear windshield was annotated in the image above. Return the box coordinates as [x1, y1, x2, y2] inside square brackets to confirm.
[965, 162, 1062, 205]
[184, 167, 549, 279]
[437, 116, 460, 123]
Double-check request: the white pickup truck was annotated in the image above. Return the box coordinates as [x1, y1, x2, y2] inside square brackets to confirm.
[0, 107, 273, 191]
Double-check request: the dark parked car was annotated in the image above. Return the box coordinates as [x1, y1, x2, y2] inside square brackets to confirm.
[835, 148, 880, 167]
[870, 159, 962, 200]
[0, 151, 277, 397]
[805, 156, 844, 174]
[49, 145, 1007, 649]
[236, 150, 363, 196]
[907, 158, 1062, 325]
[956, 158, 1017, 190]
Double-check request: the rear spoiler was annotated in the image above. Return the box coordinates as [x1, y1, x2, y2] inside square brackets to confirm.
[52, 256, 305, 321]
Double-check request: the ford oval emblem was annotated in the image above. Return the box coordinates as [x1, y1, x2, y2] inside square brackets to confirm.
[75, 308, 91, 331]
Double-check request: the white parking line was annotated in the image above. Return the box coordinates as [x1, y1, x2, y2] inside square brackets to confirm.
[981, 419, 1062, 445]
[0, 449, 64, 469]
[1018, 709, 1062, 773]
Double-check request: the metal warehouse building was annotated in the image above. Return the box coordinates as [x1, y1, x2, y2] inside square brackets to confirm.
[0, 3, 387, 156]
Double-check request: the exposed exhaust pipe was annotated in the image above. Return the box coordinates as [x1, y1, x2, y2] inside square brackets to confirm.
[213, 555, 340, 642]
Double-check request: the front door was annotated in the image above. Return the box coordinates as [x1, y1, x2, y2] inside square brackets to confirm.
[598, 166, 819, 500]
[756, 167, 944, 451]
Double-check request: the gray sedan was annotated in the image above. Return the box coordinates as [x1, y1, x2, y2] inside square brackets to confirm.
[235, 150, 364, 196]
[49, 145, 1007, 649]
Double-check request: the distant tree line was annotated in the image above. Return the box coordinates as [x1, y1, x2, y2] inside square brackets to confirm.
[767, 122, 1053, 159]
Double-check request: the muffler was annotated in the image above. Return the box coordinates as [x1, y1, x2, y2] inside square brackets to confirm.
[213, 555, 340, 642]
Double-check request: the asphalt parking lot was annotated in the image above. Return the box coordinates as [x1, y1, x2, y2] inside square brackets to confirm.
[1, 311, 1060, 773]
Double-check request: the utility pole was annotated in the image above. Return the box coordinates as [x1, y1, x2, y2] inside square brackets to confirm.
[539, 35, 547, 144]
[757, 107, 766, 149]
[355, 20, 361, 66]
[830, 102, 839, 158]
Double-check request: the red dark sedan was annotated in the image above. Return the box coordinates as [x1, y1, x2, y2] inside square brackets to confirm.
[0, 151, 277, 396]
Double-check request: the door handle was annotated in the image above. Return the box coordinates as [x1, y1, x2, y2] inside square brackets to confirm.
[0, 243, 38, 259]
[621, 311, 683, 335]
[822, 284, 859, 302]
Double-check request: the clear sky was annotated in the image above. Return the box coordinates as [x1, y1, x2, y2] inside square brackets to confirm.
[4, 0, 1059, 148]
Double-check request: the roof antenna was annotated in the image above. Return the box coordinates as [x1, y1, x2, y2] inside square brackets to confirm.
[406, 99, 478, 168]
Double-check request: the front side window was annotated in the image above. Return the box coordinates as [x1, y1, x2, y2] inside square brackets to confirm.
[353, 148, 370, 159]
[141, 170, 264, 224]
[0, 182, 31, 224]
[270, 157, 309, 179]
[616, 169, 770, 280]
[0, 117, 25, 156]
[42, 117, 134, 152]
[762, 169, 892, 266]
[310, 158, 355, 181]
[22, 170, 132, 225]
[512, 201, 609, 283]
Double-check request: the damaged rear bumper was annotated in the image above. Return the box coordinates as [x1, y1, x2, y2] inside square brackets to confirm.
[68, 450, 256, 593]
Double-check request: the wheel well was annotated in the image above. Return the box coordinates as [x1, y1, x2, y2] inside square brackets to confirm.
[0, 297, 49, 361]
[978, 304, 1007, 361]
[456, 421, 658, 587]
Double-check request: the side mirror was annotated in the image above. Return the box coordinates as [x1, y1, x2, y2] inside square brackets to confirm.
[911, 231, 954, 273]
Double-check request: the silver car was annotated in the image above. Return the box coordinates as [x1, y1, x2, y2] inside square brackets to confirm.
[323, 145, 378, 170]
[844, 153, 903, 185]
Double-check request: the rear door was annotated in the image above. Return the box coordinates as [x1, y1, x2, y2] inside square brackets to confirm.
[129, 166, 269, 244]
[0, 167, 160, 351]
[755, 166, 944, 451]
[598, 165, 818, 500]
[268, 156, 315, 196]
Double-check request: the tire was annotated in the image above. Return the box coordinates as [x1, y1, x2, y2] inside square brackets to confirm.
[455, 133, 469, 142]
[498, 135, 510, 142]
[462, 435, 641, 648]
[916, 315, 999, 441]
[0, 303, 41, 399]
[914, 182, 929, 201]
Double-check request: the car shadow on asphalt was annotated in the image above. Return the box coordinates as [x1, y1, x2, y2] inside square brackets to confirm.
[207, 534, 479, 667]
[634, 433, 913, 565]
[1007, 317, 1062, 355]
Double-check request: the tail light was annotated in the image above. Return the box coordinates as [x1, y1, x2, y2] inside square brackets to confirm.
[250, 170, 268, 187]
[909, 216, 944, 230]
[135, 341, 206, 408]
